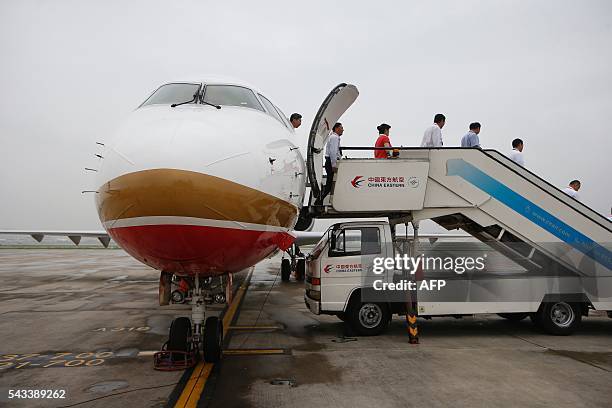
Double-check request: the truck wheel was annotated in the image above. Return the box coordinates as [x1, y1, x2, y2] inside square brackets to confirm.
[281, 259, 291, 282]
[347, 301, 390, 336]
[497, 312, 529, 322]
[296, 259, 306, 281]
[534, 302, 582, 335]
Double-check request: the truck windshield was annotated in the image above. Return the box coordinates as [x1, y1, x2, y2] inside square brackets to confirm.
[310, 226, 333, 257]
[140, 83, 202, 107]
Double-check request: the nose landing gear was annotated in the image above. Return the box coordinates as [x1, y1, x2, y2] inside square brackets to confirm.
[154, 272, 226, 370]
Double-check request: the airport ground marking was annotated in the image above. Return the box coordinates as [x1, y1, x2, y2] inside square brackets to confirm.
[228, 325, 282, 330]
[223, 348, 286, 356]
[93, 326, 150, 332]
[174, 267, 253, 408]
[0, 351, 120, 369]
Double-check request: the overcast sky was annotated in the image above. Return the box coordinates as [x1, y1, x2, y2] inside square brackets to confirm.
[0, 0, 610, 233]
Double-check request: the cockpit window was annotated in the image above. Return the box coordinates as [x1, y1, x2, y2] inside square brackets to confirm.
[140, 83, 201, 107]
[258, 93, 287, 126]
[272, 103, 291, 127]
[202, 85, 264, 111]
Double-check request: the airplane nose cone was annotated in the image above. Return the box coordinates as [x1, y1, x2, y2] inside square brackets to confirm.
[96, 168, 297, 275]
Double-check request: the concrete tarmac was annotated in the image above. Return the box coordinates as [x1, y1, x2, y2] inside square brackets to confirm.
[0, 248, 242, 407]
[0, 248, 611, 407]
[216, 256, 612, 408]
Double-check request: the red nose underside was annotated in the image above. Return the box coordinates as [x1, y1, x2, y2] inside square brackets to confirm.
[108, 224, 294, 276]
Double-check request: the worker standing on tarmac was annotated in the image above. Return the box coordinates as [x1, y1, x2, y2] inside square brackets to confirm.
[316, 122, 343, 204]
[374, 123, 393, 158]
[421, 114, 445, 147]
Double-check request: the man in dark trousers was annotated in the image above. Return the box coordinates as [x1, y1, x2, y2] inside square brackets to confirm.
[317, 122, 343, 205]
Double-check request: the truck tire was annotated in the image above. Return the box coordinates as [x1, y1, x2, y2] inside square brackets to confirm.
[533, 302, 582, 335]
[281, 259, 291, 282]
[347, 300, 390, 336]
[497, 312, 529, 322]
[296, 259, 306, 281]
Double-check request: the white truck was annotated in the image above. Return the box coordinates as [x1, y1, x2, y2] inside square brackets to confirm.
[304, 220, 612, 336]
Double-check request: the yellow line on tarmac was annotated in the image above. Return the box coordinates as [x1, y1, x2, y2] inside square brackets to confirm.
[174, 268, 253, 408]
[221, 275, 250, 337]
[174, 362, 213, 408]
[223, 348, 285, 356]
[228, 325, 282, 330]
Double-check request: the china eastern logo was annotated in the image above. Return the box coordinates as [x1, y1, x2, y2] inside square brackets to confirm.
[335, 263, 362, 273]
[350, 176, 416, 189]
[324, 264, 362, 273]
[351, 176, 364, 188]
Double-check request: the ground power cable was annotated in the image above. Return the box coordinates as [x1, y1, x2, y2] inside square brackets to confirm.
[234, 261, 281, 350]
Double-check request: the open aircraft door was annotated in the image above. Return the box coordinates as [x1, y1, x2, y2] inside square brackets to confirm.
[306, 83, 359, 199]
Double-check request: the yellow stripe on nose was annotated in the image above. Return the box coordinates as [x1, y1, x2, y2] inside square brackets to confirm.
[96, 168, 298, 227]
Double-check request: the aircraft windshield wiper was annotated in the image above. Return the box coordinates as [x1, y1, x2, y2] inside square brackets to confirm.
[171, 92, 199, 108]
[201, 100, 221, 109]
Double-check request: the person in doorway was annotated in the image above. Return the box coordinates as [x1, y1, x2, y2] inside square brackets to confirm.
[290, 113, 302, 129]
[317, 122, 343, 204]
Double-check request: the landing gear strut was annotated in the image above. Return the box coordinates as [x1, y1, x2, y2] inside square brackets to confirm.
[281, 244, 306, 282]
[154, 272, 227, 370]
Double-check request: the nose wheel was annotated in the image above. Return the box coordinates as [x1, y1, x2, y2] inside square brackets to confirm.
[155, 273, 226, 370]
[154, 317, 197, 371]
[203, 316, 223, 362]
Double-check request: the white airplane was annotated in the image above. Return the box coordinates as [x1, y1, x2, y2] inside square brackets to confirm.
[1, 77, 359, 366]
[1, 77, 480, 367]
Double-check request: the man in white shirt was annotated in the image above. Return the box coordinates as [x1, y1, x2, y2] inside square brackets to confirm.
[509, 138, 525, 166]
[319, 122, 343, 203]
[421, 114, 445, 147]
[561, 180, 581, 200]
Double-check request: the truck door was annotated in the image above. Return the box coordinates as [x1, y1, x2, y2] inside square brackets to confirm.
[306, 84, 359, 200]
[320, 226, 383, 311]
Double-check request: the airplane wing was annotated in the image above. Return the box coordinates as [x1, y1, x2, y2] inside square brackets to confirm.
[0, 230, 470, 250]
[0, 230, 322, 252]
[0, 230, 111, 247]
